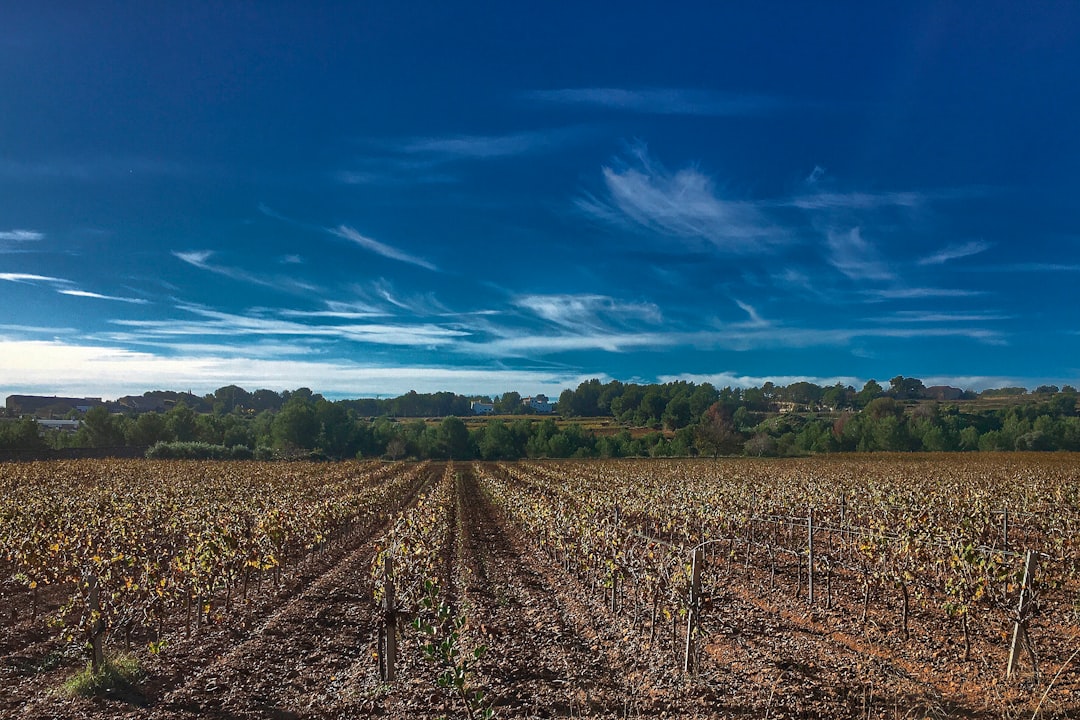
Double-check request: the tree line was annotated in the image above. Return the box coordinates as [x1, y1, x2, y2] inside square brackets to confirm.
[1, 378, 1078, 459]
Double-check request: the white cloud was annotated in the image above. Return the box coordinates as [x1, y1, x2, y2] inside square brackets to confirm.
[173, 250, 275, 287]
[398, 130, 570, 159]
[790, 191, 922, 210]
[863, 287, 987, 300]
[523, 88, 782, 116]
[0, 229, 43, 241]
[658, 372, 862, 389]
[0, 339, 592, 399]
[875, 310, 1010, 323]
[733, 299, 768, 328]
[58, 289, 150, 304]
[826, 227, 894, 281]
[171, 250, 323, 295]
[514, 294, 662, 330]
[111, 305, 471, 348]
[917, 240, 991, 265]
[329, 226, 438, 271]
[174, 250, 213, 266]
[0, 272, 71, 284]
[465, 322, 1006, 358]
[579, 145, 781, 253]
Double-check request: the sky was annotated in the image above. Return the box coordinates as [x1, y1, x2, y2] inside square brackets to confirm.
[2, 3, 1080, 400]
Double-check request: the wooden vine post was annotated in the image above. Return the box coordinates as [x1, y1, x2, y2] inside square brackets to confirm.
[611, 506, 620, 614]
[1001, 508, 1009, 600]
[381, 555, 397, 681]
[87, 572, 105, 672]
[807, 507, 815, 606]
[1006, 550, 1039, 679]
[683, 546, 703, 673]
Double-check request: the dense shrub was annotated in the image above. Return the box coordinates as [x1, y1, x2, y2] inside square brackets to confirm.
[145, 441, 252, 460]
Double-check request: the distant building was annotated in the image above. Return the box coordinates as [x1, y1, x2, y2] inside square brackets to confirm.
[116, 395, 170, 413]
[470, 401, 495, 415]
[925, 386, 963, 401]
[5, 395, 106, 417]
[522, 394, 552, 413]
[36, 419, 80, 433]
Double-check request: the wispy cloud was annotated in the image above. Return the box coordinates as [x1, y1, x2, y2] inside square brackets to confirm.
[733, 299, 768, 328]
[172, 250, 275, 287]
[58, 289, 149, 304]
[789, 191, 922, 210]
[863, 287, 988, 300]
[397, 129, 579, 159]
[111, 305, 471, 348]
[875, 310, 1011, 323]
[825, 227, 894, 281]
[917, 240, 991, 265]
[465, 321, 1006, 359]
[524, 87, 784, 116]
[329, 226, 439, 271]
[337, 128, 583, 185]
[579, 145, 781, 253]
[0, 272, 71, 284]
[514, 294, 662, 330]
[0, 229, 43, 241]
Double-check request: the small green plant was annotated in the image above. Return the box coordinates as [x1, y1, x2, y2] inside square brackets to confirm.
[61, 652, 144, 699]
[412, 580, 494, 720]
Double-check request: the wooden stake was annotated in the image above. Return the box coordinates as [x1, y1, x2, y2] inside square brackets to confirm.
[87, 573, 105, 672]
[684, 547, 703, 673]
[381, 555, 397, 681]
[1007, 550, 1039, 679]
[807, 507, 815, 606]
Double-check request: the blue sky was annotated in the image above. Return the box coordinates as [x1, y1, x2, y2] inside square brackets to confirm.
[2, 3, 1079, 399]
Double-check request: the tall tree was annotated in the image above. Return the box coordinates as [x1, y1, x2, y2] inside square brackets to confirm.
[695, 402, 741, 458]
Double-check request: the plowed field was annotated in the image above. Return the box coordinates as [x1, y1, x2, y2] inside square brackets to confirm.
[2, 457, 1078, 718]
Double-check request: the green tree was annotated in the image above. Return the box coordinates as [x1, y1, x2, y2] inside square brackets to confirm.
[662, 396, 692, 430]
[79, 406, 126, 448]
[478, 420, 516, 460]
[166, 402, 198, 442]
[494, 392, 522, 415]
[439, 416, 472, 459]
[856, 379, 884, 408]
[888, 376, 926, 400]
[272, 397, 320, 451]
[637, 388, 666, 426]
[126, 412, 172, 447]
[315, 400, 354, 457]
[0, 418, 46, 450]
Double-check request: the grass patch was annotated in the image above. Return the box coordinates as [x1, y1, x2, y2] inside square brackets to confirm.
[61, 653, 145, 702]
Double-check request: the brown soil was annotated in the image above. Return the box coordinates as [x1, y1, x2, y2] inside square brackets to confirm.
[2, 462, 1077, 719]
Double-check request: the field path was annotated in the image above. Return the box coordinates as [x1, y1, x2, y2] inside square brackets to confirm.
[455, 464, 635, 717]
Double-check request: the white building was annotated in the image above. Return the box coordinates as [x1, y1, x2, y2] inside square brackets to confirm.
[470, 401, 495, 415]
[523, 394, 552, 413]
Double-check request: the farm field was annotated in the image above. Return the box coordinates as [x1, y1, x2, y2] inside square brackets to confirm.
[2, 456, 1079, 718]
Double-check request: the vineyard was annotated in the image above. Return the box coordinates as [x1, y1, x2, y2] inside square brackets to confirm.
[2, 455, 1079, 718]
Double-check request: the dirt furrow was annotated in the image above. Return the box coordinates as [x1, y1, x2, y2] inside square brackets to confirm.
[454, 465, 650, 718]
